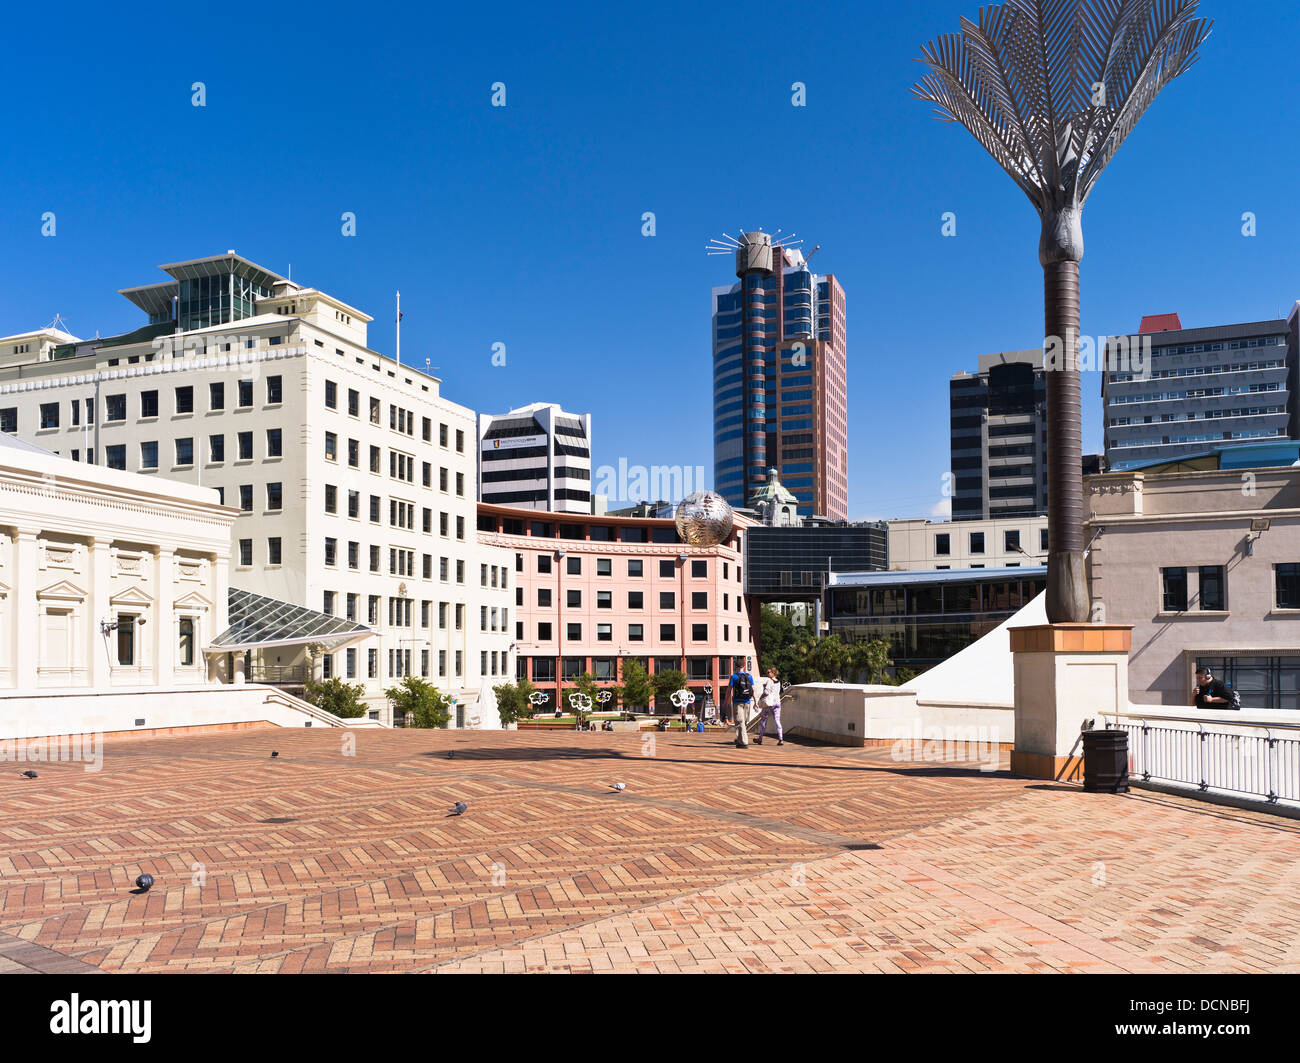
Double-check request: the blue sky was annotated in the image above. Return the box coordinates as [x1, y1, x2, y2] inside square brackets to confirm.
[3, 0, 1297, 518]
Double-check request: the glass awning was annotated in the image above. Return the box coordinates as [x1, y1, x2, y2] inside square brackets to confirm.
[208, 588, 373, 652]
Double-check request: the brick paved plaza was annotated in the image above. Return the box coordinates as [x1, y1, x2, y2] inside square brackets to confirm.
[1, 727, 1297, 974]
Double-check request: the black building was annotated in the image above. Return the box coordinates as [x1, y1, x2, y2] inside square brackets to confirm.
[743, 521, 888, 600]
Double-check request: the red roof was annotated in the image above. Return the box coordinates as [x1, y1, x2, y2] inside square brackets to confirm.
[1139, 313, 1183, 333]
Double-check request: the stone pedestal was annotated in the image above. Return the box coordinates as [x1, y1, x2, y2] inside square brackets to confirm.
[1009, 624, 1132, 781]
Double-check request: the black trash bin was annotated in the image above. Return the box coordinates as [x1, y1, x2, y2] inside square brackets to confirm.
[1082, 728, 1130, 793]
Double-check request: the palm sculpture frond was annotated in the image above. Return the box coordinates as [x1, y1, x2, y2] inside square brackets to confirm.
[912, 0, 1211, 623]
[914, 0, 1211, 219]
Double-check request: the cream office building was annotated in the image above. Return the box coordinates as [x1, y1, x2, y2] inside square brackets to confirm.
[886, 515, 1050, 571]
[0, 253, 512, 724]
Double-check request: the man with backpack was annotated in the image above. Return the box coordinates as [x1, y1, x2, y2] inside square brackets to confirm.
[729, 659, 756, 748]
[1191, 666, 1238, 710]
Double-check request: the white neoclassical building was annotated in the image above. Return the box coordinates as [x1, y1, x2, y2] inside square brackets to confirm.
[0, 252, 514, 724]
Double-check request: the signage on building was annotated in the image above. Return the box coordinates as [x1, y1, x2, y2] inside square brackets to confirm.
[484, 434, 546, 452]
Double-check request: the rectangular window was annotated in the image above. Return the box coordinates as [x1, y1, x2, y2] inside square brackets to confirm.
[0, 407, 16, 434]
[116, 614, 135, 666]
[538, 588, 552, 607]
[175, 386, 194, 414]
[628, 559, 643, 578]
[597, 590, 612, 609]
[691, 623, 707, 641]
[140, 441, 158, 469]
[178, 617, 195, 666]
[567, 589, 581, 608]
[106, 394, 126, 422]
[567, 555, 581, 575]
[628, 623, 644, 642]
[691, 560, 707, 578]
[691, 592, 707, 610]
[597, 623, 612, 642]
[268, 537, 282, 565]
[567, 623, 581, 641]
[238, 431, 253, 460]
[1199, 566, 1225, 611]
[209, 434, 224, 462]
[209, 382, 225, 410]
[325, 432, 337, 461]
[935, 533, 950, 556]
[597, 558, 612, 576]
[1162, 567, 1188, 612]
[267, 376, 282, 404]
[1040, 528, 1049, 552]
[325, 484, 338, 513]
[324, 537, 337, 566]
[347, 389, 359, 417]
[266, 428, 282, 458]
[1004, 530, 1021, 553]
[325, 380, 338, 409]
[267, 482, 283, 510]
[659, 559, 675, 578]
[239, 539, 253, 566]
[1276, 564, 1300, 610]
[660, 591, 675, 609]
[628, 591, 643, 609]
[660, 624, 675, 641]
[175, 438, 193, 466]
[138, 392, 158, 419]
[238, 380, 253, 408]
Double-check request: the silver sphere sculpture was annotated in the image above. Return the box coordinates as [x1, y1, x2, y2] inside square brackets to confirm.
[674, 491, 734, 546]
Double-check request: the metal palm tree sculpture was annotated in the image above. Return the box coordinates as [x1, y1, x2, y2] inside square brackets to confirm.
[914, 0, 1211, 622]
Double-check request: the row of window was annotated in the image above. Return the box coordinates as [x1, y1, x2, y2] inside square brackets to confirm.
[1162, 564, 1300, 612]
[526, 655, 743, 682]
[528, 621, 729, 643]
[934, 528, 1047, 556]
[523, 588, 715, 610]
[321, 646, 468, 682]
[31, 378, 282, 433]
[322, 380, 465, 452]
[528, 554, 729, 580]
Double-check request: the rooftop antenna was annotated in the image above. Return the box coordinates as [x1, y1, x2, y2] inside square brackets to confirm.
[395, 291, 402, 366]
[45, 313, 72, 334]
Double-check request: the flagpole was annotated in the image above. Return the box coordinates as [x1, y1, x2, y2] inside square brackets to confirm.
[395, 291, 401, 366]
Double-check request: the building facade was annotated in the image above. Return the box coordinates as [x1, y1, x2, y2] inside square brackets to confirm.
[744, 520, 888, 601]
[476, 402, 592, 513]
[712, 232, 847, 520]
[477, 503, 759, 711]
[1086, 464, 1300, 709]
[887, 515, 1049, 571]
[1103, 309, 1299, 471]
[949, 350, 1048, 521]
[0, 433, 233, 693]
[0, 252, 509, 722]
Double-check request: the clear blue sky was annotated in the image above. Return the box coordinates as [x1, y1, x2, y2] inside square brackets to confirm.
[4, 0, 1297, 518]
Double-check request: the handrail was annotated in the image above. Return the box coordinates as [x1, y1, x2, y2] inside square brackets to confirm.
[1102, 709, 1300, 733]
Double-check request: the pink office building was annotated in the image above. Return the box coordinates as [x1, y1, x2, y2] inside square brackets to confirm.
[477, 503, 760, 711]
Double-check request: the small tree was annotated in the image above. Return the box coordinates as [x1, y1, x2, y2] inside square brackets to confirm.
[652, 668, 687, 713]
[492, 677, 537, 726]
[385, 674, 451, 729]
[302, 676, 368, 719]
[617, 658, 653, 713]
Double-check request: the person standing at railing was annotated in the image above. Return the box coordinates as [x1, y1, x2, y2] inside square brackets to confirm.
[1191, 666, 1233, 710]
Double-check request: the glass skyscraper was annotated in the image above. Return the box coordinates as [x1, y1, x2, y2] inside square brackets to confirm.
[711, 231, 847, 519]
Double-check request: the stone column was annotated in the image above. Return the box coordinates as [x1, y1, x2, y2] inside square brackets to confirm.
[154, 546, 175, 685]
[12, 528, 39, 689]
[1009, 624, 1133, 781]
[88, 538, 112, 690]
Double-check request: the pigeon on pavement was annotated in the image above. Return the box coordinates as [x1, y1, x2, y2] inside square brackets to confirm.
[448, 801, 468, 816]
[19, 770, 37, 779]
[135, 873, 154, 892]
[609, 782, 626, 792]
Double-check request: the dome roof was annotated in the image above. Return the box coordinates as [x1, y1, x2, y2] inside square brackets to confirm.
[749, 468, 798, 507]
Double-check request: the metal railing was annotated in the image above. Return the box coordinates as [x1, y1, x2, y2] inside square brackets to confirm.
[1103, 712, 1300, 805]
[247, 664, 309, 685]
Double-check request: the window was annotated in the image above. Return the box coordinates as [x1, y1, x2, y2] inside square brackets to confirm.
[628, 559, 643, 577]
[691, 592, 707, 610]
[209, 434, 224, 462]
[324, 538, 337, 566]
[0, 408, 15, 434]
[268, 537, 282, 565]
[325, 380, 338, 409]
[325, 432, 337, 460]
[660, 592, 675, 610]
[178, 617, 195, 666]
[1004, 530, 1021, 553]
[538, 622, 552, 641]
[597, 624, 612, 642]
[140, 441, 158, 469]
[597, 558, 611, 576]
[238, 431, 253, 460]
[266, 428, 282, 458]
[238, 380, 253, 408]
[1162, 567, 1188, 612]
[267, 376, 282, 404]
[935, 533, 950, 556]
[538, 554, 552, 574]
[116, 614, 135, 666]
[106, 394, 126, 422]
[370, 397, 381, 424]
[567, 589, 581, 608]
[1040, 528, 1049, 552]
[369, 495, 381, 523]
[175, 438, 193, 466]
[691, 624, 708, 641]
[660, 624, 676, 641]
[209, 382, 225, 410]
[567, 623, 581, 641]
[139, 392, 158, 419]
[455, 428, 464, 452]
[325, 484, 338, 513]
[597, 591, 612, 609]
[347, 389, 359, 417]
[691, 560, 707, 578]
[1277, 565, 1300, 610]
[267, 483, 283, 510]
[175, 386, 194, 414]
[567, 556, 581, 575]
[1199, 566, 1225, 611]
[105, 445, 126, 470]
[239, 539, 253, 566]
[659, 559, 675, 578]
[456, 472, 464, 496]
[628, 624, 644, 642]
[628, 591, 643, 609]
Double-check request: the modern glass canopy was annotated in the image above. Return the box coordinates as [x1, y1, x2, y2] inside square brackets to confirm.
[209, 588, 372, 653]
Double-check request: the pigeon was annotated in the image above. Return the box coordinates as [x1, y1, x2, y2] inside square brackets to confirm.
[609, 782, 626, 793]
[135, 873, 154, 892]
[19, 770, 37, 779]
[270, 751, 279, 759]
[448, 801, 468, 816]
[447, 751, 455, 759]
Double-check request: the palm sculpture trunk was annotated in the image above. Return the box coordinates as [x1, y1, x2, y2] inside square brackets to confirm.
[914, 0, 1211, 623]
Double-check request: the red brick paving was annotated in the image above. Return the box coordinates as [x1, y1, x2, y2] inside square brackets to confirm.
[0, 729, 1296, 973]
